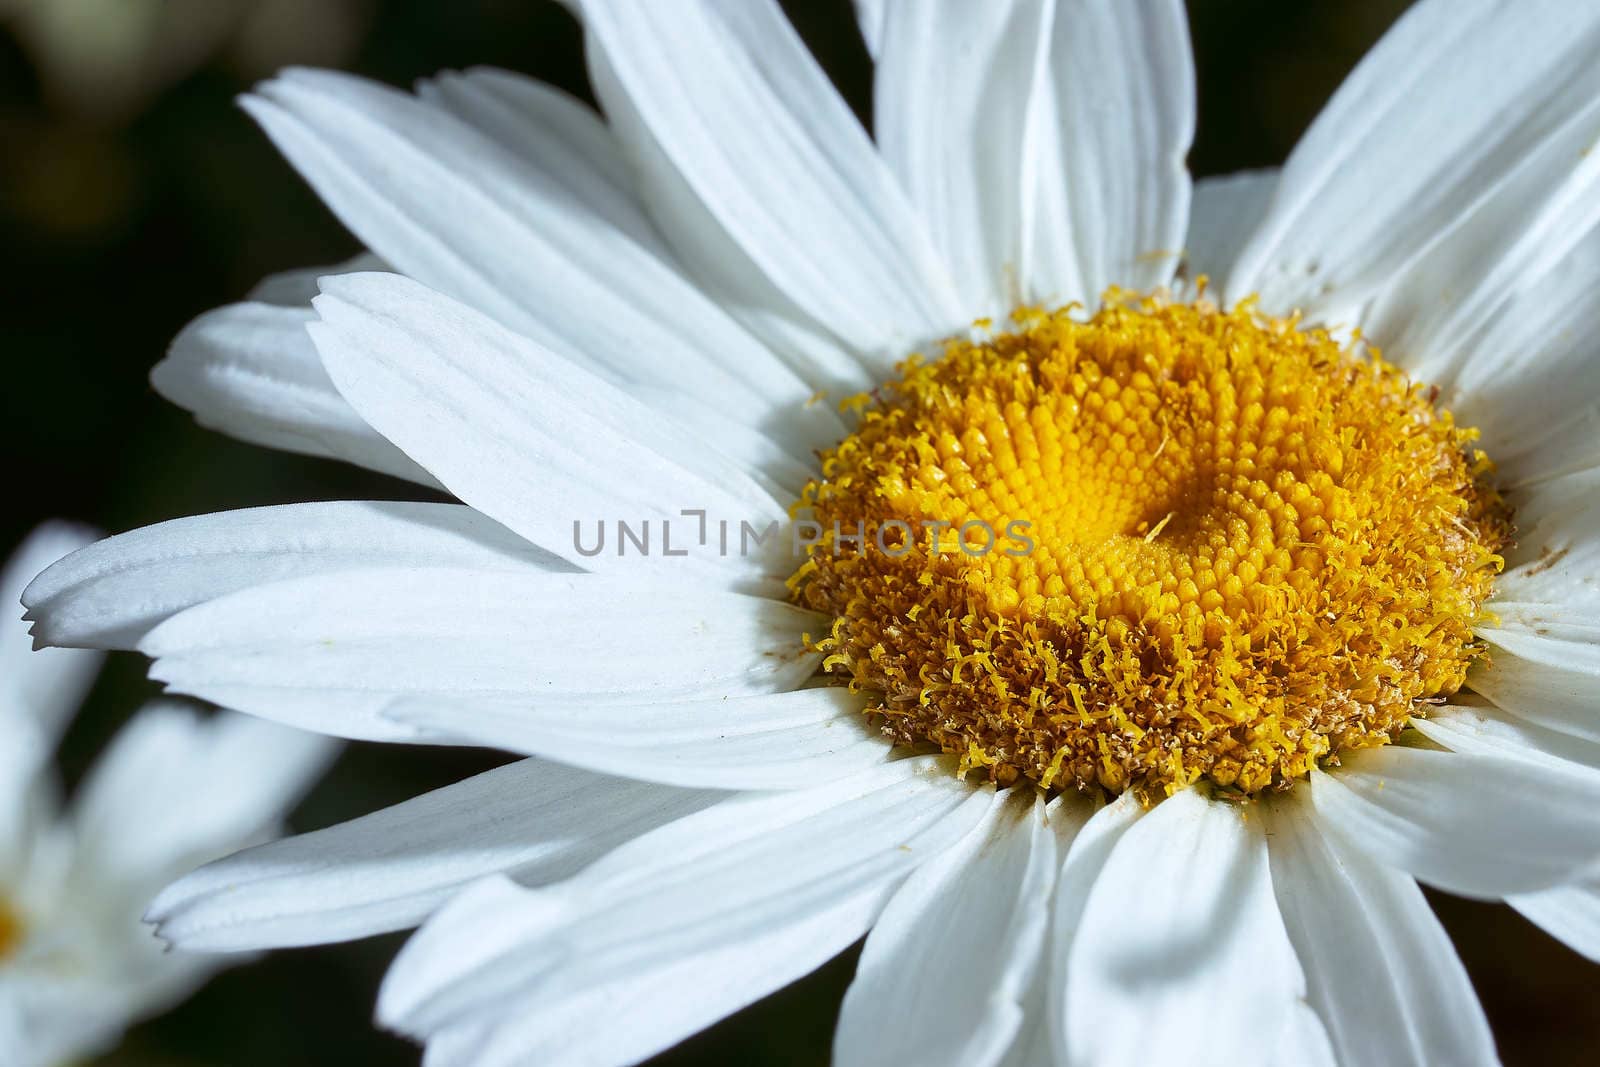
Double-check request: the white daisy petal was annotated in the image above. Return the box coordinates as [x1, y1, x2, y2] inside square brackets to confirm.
[1413, 702, 1600, 775]
[1472, 485, 1600, 742]
[1468, 647, 1600, 747]
[0, 978, 136, 1067]
[997, 971, 1051, 1067]
[575, 0, 966, 366]
[414, 884, 883, 1067]
[871, 0, 1052, 315]
[1489, 476, 1600, 629]
[1310, 746, 1600, 897]
[632, 385, 822, 498]
[22, 501, 562, 652]
[418, 1024, 488, 1067]
[244, 69, 820, 428]
[717, 293, 876, 399]
[407, 76, 854, 459]
[1493, 406, 1600, 491]
[67, 702, 335, 894]
[1273, 1004, 1340, 1067]
[1263, 787, 1496, 1067]
[379, 759, 990, 1041]
[153, 299, 438, 487]
[1486, 606, 1600, 651]
[1506, 876, 1600, 964]
[1481, 628, 1600, 676]
[387, 688, 887, 791]
[851, 0, 888, 60]
[415, 67, 669, 258]
[1227, 0, 1600, 316]
[989, 796, 1099, 1067]
[1364, 108, 1600, 386]
[244, 252, 386, 306]
[1184, 169, 1278, 291]
[413, 76, 848, 464]
[1043, 792, 1142, 1063]
[1062, 788, 1304, 1067]
[1025, 0, 1195, 305]
[433, 791, 1039, 1067]
[3, 522, 102, 738]
[4, 524, 99, 874]
[1485, 477, 1600, 750]
[309, 272, 792, 578]
[136, 568, 821, 741]
[148, 759, 718, 950]
[0, 726, 53, 881]
[833, 789, 1057, 1067]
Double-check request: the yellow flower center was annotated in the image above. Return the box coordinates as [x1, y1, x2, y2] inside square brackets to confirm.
[0, 898, 23, 961]
[790, 293, 1510, 798]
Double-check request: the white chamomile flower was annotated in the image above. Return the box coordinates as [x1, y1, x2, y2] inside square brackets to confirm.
[2, 523, 335, 1067]
[22, 0, 1600, 1064]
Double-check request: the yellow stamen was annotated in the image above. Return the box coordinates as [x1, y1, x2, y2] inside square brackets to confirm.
[791, 291, 1510, 799]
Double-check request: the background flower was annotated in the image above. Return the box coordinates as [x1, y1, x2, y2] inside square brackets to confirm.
[0, 524, 335, 1067]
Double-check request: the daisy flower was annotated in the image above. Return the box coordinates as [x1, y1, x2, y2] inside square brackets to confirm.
[2, 523, 334, 1067]
[23, 0, 1600, 1063]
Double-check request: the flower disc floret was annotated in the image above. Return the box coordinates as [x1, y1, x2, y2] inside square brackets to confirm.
[791, 294, 1510, 797]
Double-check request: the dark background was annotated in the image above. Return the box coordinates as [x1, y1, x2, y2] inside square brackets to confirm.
[2, 1, 1593, 1063]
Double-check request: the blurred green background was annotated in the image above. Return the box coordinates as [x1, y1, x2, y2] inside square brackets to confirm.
[1, 0, 1594, 1063]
